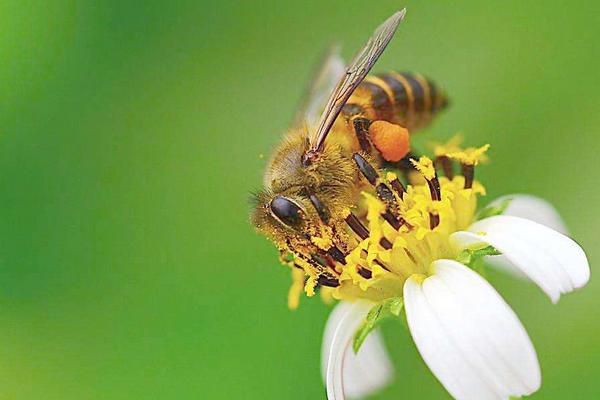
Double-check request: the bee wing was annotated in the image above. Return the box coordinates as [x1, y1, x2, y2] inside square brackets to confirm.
[293, 46, 346, 129]
[308, 9, 406, 153]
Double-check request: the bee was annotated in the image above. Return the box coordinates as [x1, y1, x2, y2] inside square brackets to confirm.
[251, 9, 449, 289]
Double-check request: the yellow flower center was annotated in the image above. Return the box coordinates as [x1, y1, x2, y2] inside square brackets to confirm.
[331, 170, 486, 303]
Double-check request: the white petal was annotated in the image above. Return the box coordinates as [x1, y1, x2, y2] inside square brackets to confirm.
[483, 195, 569, 276]
[486, 194, 568, 235]
[452, 215, 590, 303]
[404, 260, 541, 400]
[323, 301, 394, 400]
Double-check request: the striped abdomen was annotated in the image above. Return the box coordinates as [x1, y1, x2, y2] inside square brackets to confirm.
[343, 71, 449, 131]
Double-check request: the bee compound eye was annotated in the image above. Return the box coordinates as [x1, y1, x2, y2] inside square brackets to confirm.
[270, 196, 303, 227]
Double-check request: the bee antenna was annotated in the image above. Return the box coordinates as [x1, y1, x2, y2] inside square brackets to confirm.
[308, 192, 331, 224]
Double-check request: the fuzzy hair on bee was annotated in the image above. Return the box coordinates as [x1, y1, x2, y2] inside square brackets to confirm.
[264, 129, 357, 201]
[251, 127, 358, 250]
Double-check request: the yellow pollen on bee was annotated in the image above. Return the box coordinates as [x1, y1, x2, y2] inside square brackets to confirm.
[311, 235, 332, 250]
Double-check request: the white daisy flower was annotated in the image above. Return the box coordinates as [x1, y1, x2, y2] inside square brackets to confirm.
[314, 145, 590, 400]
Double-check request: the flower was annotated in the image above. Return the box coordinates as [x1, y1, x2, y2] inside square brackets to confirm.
[322, 144, 590, 399]
[313, 141, 590, 399]
[277, 137, 590, 399]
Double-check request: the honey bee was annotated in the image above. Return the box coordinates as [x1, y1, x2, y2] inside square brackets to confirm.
[251, 9, 449, 288]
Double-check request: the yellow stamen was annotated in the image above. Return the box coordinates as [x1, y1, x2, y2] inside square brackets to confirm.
[287, 268, 305, 310]
[430, 134, 465, 157]
[410, 156, 436, 180]
[447, 144, 490, 166]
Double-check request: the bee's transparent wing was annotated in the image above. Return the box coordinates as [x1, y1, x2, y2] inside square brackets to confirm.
[308, 9, 406, 153]
[293, 46, 346, 129]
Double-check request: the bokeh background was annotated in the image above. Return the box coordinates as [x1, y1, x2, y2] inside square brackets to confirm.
[0, 1, 598, 399]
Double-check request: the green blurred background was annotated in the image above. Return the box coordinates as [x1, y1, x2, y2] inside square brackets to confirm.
[0, 1, 598, 399]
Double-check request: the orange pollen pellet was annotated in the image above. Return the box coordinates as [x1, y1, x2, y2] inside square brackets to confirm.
[368, 120, 410, 162]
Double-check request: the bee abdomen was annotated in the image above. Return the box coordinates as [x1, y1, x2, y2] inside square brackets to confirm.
[365, 72, 448, 131]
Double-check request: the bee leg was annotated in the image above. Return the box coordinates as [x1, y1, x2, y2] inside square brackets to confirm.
[312, 251, 341, 288]
[383, 151, 420, 181]
[307, 191, 347, 265]
[317, 274, 340, 287]
[382, 151, 419, 171]
[308, 193, 331, 225]
[352, 151, 379, 185]
[292, 255, 339, 289]
[375, 183, 404, 230]
[352, 117, 373, 152]
[286, 239, 331, 276]
[352, 153, 408, 231]
[345, 212, 392, 250]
